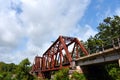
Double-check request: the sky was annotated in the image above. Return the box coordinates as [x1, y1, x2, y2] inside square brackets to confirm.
[0, 0, 120, 64]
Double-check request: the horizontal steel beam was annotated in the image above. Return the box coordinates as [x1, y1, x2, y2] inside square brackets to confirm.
[76, 47, 120, 66]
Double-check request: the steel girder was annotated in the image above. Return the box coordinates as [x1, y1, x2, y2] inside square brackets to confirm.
[31, 35, 89, 77]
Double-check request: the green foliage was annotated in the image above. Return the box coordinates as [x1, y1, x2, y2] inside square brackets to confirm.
[0, 58, 35, 80]
[71, 71, 86, 80]
[105, 63, 120, 80]
[87, 15, 120, 53]
[53, 68, 86, 80]
[15, 58, 34, 80]
[0, 62, 17, 73]
[0, 62, 18, 80]
[96, 16, 120, 45]
[109, 68, 120, 79]
[98, 16, 120, 38]
[54, 68, 69, 80]
[87, 36, 103, 53]
[86, 15, 120, 80]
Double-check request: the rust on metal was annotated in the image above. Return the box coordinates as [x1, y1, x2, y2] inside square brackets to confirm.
[30, 35, 89, 78]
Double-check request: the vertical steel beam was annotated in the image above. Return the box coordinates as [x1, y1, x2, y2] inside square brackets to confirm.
[71, 43, 76, 57]
[51, 54, 54, 68]
[42, 56, 45, 70]
[75, 38, 89, 55]
[76, 44, 79, 58]
[59, 36, 72, 62]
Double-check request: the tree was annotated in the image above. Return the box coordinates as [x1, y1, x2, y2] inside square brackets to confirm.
[0, 62, 17, 80]
[97, 16, 120, 39]
[16, 58, 34, 80]
[54, 68, 69, 80]
[87, 16, 120, 52]
[0, 58, 36, 80]
[86, 15, 120, 80]
[105, 63, 120, 80]
[71, 71, 86, 80]
[87, 36, 103, 53]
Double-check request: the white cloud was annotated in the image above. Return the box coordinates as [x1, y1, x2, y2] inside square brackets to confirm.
[0, 1, 24, 53]
[0, 0, 95, 64]
[115, 8, 120, 16]
[72, 25, 97, 41]
[20, 0, 91, 46]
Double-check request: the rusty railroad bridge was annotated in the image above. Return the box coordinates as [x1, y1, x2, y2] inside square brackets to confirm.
[30, 36, 120, 79]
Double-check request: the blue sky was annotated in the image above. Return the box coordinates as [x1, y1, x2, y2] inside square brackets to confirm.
[0, 0, 120, 64]
[80, 0, 120, 30]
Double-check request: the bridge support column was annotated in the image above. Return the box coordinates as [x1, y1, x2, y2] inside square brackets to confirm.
[70, 60, 76, 69]
[76, 66, 83, 73]
[70, 60, 84, 73]
[69, 66, 83, 78]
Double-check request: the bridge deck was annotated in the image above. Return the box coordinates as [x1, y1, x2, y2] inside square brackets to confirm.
[76, 47, 120, 66]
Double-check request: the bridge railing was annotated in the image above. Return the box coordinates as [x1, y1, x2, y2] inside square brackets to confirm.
[88, 37, 120, 54]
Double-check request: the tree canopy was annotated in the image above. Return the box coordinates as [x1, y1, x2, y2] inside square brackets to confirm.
[87, 15, 120, 53]
[0, 58, 35, 80]
[87, 15, 120, 80]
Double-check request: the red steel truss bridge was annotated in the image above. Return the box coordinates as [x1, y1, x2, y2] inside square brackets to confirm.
[30, 35, 120, 78]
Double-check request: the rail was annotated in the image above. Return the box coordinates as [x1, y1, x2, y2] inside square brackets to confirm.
[87, 37, 120, 54]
